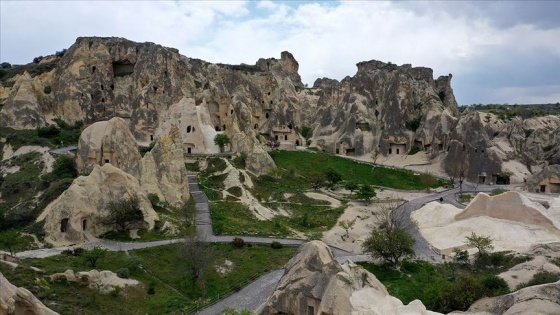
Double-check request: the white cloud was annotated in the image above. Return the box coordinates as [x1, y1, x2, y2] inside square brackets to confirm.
[1, 0, 559, 105]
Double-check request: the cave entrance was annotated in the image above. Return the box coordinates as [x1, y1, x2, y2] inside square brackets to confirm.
[61, 218, 69, 233]
[82, 219, 88, 231]
[112, 61, 135, 77]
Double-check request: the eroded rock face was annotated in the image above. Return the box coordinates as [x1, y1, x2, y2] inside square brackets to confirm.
[0, 72, 48, 129]
[258, 241, 440, 315]
[140, 125, 189, 207]
[311, 60, 459, 157]
[466, 281, 560, 315]
[37, 164, 158, 245]
[75, 117, 142, 177]
[0, 271, 58, 315]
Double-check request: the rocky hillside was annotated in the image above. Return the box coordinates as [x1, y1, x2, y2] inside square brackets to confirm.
[1, 36, 559, 183]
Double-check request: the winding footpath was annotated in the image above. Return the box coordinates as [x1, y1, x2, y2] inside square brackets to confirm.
[9, 176, 496, 313]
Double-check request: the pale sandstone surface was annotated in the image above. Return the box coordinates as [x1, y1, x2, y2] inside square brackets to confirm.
[412, 192, 560, 255]
[37, 164, 158, 246]
[0, 272, 59, 315]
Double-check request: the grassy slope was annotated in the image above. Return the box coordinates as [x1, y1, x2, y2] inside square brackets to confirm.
[1, 243, 296, 314]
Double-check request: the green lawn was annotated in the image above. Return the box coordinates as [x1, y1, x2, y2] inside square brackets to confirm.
[2, 243, 296, 314]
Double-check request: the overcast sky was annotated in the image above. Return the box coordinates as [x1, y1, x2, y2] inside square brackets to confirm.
[2, 0, 559, 105]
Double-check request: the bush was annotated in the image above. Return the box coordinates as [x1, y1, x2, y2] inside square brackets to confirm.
[517, 271, 560, 290]
[116, 267, 130, 279]
[147, 281, 156, 295]
[232, 237, 245, 248]
[482, 275, 509, 295]
[231, 153, 247, 169]
[51, 155, 77, 179]
[37, 125, 60, 138]
[408, 146, 421, 155]
[270, 241, 283, 249]
[43, 86, 52, 94]
[434, 275, 485, 313]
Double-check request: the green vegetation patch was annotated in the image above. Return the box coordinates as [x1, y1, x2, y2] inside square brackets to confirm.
[1, 243, 295, 314]
[269, 150, 445, 190]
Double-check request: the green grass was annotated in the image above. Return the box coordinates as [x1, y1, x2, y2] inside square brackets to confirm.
[1, 243, 296, 314]
[269, 150, 446, 190]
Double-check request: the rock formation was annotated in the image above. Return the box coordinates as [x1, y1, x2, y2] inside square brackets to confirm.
[0, 271, 58, 315]
[141, 125, 190, 207]
[526, 164, 560, 193]
[465, 280, 560, 315]
[37, 163, 158, 245]
[48, 269, 139, 294]
[257, 240, 440, 315]
[455, 191, 559, 229]
[0, 72, 49, 130]
[75, 117, 142, 177]
[1, 36, 559, 182]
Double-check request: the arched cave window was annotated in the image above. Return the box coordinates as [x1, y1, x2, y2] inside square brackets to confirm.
[187, 147, 192, 154]
[110, 84, 114, 90]
[296, 140, 300, 146]
[223, 124, 226, 131]
[284, 135, 288, 140]
[82, 219, 87, 231]
[265, 113, 269, 119]
[101, 84, 104, 90]
[288, 124, 293, 130]
[150, 135, 154, 141]
[187, 126, 192, 133]
[60, 218, 69, 232]
[254, 124, 258, 129]
[268, 92, 271, 95]
[231, 109, 234, 115]
[92, 66, 96, 73]
[275, 135, 279, 141]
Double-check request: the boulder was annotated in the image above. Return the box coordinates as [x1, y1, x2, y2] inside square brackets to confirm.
[141, 125, 190, 207]
[0, 271, 58, 315]
[37, 163, 158, 246]
[75, 117, 142, 177]
[258, 241, 440, 315]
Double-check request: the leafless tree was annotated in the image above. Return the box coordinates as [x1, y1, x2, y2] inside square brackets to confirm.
[371, 198, 412, 232]
[178, 234, 212, 294]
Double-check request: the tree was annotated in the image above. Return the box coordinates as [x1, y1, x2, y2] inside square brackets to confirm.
[178, 234, 212, 293]
[362, 228, 415, 267]
[466, 232, 493, 257]
[338, 218, 356, 237]
[344, 181, 359, 195]
[214, 134, 230, 153]
[362, 200, 415, 267]
[356, 184, 376, 203]
[452, 248, 469, 265]
[82, 247, 107, 267]
[101, 196, 144, 232]
[300, 126, 313, 140]
[52, 154, 77, 178]
[309, 172, 325, 190]
[324, 168, 342, 189]
[0, 229, 24, 256]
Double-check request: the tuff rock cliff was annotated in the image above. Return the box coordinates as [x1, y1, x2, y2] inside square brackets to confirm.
[1, 36, 559, 182]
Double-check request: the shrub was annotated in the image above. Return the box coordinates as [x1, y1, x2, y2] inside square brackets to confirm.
[232, 237, 245, 248]
[37, 125, 60, 138]
[147, 281, 156, 295]
[482, 275, 509, 295]
[270, 241, 283, 249]
[51, 155, 77, 179]
[231, 153, 247, 169]
[517, 271, 560, 290]
[116, 267, 130, 279]
[408, 146, 421, 155]
[43, 86, 52, 94]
